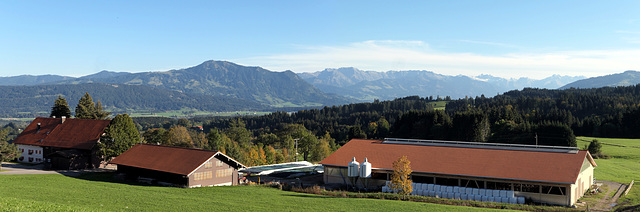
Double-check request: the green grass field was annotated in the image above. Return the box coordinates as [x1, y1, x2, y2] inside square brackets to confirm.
[432, 101, 448, 110]
[0, 173, 508, 211]
[576, 137, 640, 207]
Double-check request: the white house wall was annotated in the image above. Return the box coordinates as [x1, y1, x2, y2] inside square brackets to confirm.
[16, 144, 44, 164]
[570, 157, 595, 205]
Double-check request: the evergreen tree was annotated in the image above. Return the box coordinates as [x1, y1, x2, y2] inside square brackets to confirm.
[99, 114, 141, 162]
[50, 95, 71, 118]
[75, 92, 111, 119]
[348, 125, 367, 139]
[94, 101, 111, 120]
[75, 92, 95, 119]
[205, 129, 224, 151]
[225, 119, 252, 147]
[588, 139, 602, 156]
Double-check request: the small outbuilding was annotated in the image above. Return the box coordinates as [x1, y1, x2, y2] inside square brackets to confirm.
[109, 144, 246, 187]
[320, 138, 597, 207]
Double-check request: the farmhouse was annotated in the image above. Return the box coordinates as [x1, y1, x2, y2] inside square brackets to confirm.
[109, 144, 246, 187]
[320, 138, 597, 207]
[12, 117, 111, 170]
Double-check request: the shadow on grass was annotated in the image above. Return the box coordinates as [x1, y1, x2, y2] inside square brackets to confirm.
[67, 172, 154, 187]
[282, 194, 336, 199]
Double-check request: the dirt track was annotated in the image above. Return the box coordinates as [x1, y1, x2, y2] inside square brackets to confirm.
[577, 180, 625, 211]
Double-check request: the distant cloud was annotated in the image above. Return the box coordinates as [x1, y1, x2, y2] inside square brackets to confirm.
[238, 40, 640, 79]
[615, 31, 640, 44]
[458, 40, 520, 49]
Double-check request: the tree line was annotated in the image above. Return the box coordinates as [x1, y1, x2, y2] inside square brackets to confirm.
[445, 86, 640, 139]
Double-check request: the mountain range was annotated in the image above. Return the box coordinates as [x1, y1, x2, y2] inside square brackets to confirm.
[0, 60, 635, 118]
[299, 67, 585, 101]
[51, 61, 349, 107]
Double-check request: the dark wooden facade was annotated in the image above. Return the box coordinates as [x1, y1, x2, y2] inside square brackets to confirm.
[110, 144, 246, 188]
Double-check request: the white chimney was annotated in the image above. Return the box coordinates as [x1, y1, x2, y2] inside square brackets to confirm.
[61, 116, 66, 123]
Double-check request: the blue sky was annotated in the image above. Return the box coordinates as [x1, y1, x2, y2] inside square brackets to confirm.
[1, 1, 639, 79]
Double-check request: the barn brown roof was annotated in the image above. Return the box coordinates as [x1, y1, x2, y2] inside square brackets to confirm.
[12, 117, 111, 150]
[320, 139, 597, 184]
[109, 144, 246, 176]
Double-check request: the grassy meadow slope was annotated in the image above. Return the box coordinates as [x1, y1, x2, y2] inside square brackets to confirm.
[576, 137, 640, 208]
[0, 174, 506, 212]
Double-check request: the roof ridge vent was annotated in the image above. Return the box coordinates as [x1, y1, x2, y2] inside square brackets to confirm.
[382, 138, 579, 153]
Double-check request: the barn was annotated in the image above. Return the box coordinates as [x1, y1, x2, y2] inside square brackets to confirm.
[12, 117, 111, 169]
[109, 144, 246, 187]
[320, 138, 597, 206]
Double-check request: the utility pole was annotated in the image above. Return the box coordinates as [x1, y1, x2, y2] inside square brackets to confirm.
[293, 138, 300, 162]
[535, 133, 538, 146]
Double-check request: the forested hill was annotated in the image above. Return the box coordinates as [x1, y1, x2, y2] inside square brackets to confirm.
[0, 74, 74, 86]
[198, 96, 439, 143]
[560, 70, 640, 89]
[179, 84, 640, 153]
[0, 83, 267, 117]
[56, 60, 351, 107]
[446, 85, 640, 138]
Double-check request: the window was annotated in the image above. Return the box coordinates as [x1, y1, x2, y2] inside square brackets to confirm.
[216, 160, 224, 167]
[371, 172, 387, 180]
[412, 175, 434, 184]
[542, 186, 566, 195]
[194, 171, 213, 181]
[325, 167, 347, 177]
[204, 161, 213, 168]
[216, 168, 233, 178]
[435, 177, 459, 186]
[519, 183, 539, 193]
[486, 181, 511, 190]
[461, 179, 483, 188]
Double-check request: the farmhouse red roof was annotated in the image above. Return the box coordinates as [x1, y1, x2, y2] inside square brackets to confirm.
[109, 144, 245, 176]
[320, 139, 597, 184]
[12, 117, 111, 150]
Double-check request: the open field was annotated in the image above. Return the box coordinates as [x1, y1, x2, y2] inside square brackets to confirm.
[576, 137, 640, 208]
[432, 101, 448, 110]
[0, 173, 509, 211]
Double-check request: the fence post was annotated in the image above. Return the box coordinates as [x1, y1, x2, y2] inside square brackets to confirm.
[624, 180, 634, 197]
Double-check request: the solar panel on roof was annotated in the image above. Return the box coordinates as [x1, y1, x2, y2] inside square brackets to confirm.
[383, 138, 579, 153]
